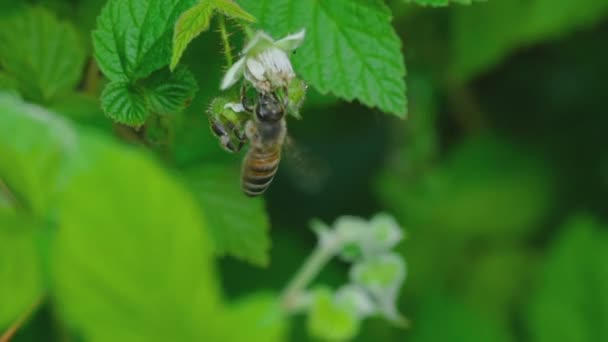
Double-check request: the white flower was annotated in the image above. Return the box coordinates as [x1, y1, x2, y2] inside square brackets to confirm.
[220, 29, 306, 92]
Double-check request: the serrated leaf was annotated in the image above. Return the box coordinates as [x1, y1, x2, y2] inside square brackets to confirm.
[450, 0, 608, 81]
[0, 7, 86, 101]
[526, 215, 608, 342]
[93, 0, 196, 81]
[143, 67, 198, 115]
[239, 0, 407, 117]
[101, 81, 149, 126]
[0, 224, 44, 330]
[183, 165, 271, 266]
[171, 1, 215, 70]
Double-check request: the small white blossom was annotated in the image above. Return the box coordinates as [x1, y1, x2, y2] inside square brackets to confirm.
[221, 29, 306, 92]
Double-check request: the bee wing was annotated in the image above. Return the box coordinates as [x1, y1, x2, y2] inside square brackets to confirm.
[282, 136, 331, 195]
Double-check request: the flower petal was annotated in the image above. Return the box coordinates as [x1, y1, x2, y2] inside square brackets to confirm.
[275, 28, 306, 51]
[242, 31, 275, 56]
[224, 102, 245, 113]
[220, 57, 246, 90]
[245, 58, 266, 82]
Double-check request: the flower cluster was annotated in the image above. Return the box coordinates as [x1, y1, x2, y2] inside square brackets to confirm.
[283, 214, 407, 341]
[221, 29, 306, 92]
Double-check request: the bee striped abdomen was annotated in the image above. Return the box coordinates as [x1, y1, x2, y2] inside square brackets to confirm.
[242, 146, 281, 196]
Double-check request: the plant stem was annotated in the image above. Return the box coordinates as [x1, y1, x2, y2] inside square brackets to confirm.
[0, 296, 44, 342]
[218, 15, 233, 67]
[281, 242, 337, 312]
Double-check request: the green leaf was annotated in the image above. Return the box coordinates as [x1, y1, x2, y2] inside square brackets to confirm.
[171, 1, 215, 70]
[52, 139, 221, 341]
[450, 0, 608, 81]
[410, 295, 512, 342]
[213, 0, 256, 22]
[379, 135, 554, 240]
[182, 165, 271, 267]
[0, 94, 74, 215]
[49, 92, 110, 129]
[0, 94, 226, 341]
[100, 67, 198, 126]
[0, 224, 44, 330]
[526, 215, 608, 342]
[93, 0, 196, 81]
[143, 67, 198, 115]
[462, 247, 535, 323]
[0, 6, 86, 101]
[171, 0, 255, 70]
[0, 72, 19, 94]
[308, 287, 360, 341]
[101, 81, 149, 126]
[223, 293, 288, 342]
[239, 0, 407, 117]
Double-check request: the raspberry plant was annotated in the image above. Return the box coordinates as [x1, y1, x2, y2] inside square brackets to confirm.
[3, 0, 607, 341]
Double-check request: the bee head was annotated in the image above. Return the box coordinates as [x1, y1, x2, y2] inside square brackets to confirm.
[256, 92, 285, 122]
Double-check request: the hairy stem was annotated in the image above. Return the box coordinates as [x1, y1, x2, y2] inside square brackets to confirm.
[281, 242, 337, 312]
[218, 15, 233, 67]
[0, 296, 44, 342]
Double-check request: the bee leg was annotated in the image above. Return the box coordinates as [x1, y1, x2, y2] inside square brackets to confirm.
[211, 119, 242, 153]
[225, 121, 247, 152]
[240, 83, 255, 113]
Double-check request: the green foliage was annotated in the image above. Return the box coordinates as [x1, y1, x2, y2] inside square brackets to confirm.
[450, 0, 608, 80]
[100, 81, 149, 125]
[0, 94, 281, 341]
[0, 6, 85, 102]
[410, 295, 511, 342]
[2, 0, 608, 341]
[93, 0, 199, 126]
[52, 140, 220, 341]
[183, 165, 271, 266]
[0, 225, 43, 330]
[171, 0, 255, 70]
[93, 0, 195, 81]
[142, 67, 198, 115]
[226, 294, 288, 342]
[380, 136, 554, 239]
[239, 0, 408, 117]
[527, 215, 608, 342]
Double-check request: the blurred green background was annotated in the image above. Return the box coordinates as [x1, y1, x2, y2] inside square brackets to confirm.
[2, 0, 608, 341]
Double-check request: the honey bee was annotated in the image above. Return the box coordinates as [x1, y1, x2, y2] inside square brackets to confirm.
[210, 87, 288, 196]
[241, 90, 288, 196]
